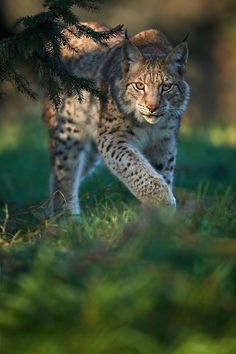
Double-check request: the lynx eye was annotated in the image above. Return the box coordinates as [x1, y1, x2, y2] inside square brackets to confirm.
[134, 82, 145, 91]
[161, 83, 173, 92]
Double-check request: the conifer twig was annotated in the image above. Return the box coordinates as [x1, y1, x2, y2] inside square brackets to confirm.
[0, 0, 123, 107]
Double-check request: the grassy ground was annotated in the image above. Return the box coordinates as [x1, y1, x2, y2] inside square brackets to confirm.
[0, 115, 236, 354]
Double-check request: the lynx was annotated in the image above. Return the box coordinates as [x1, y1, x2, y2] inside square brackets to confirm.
[44, 22, 190, 215]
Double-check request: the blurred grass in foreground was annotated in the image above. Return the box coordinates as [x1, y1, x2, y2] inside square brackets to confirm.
[0, 116, 236, 354]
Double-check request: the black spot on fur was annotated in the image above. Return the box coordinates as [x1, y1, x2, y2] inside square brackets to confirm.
[65, 143, 72, 150]
[155, 163, 163, 171]
[56, 150, 63, 156]
[56, 137, 66, 145]
[68, 118, 75, 124]
[106, 144, 112, 152]
[127, 130, 135, 136]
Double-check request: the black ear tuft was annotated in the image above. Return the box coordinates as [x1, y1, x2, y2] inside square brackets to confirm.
[182, 33, 190, 43]
[125, 28, 129, 40]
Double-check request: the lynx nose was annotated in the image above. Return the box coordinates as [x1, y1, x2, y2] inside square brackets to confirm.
[147, 104, 158, 113]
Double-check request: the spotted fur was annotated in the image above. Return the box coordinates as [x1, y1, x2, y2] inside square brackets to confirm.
[43, 22, 190, 215]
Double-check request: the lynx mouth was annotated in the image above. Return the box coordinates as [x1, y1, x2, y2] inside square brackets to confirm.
[142, 113, 165, 124]
[143, 115, 158, 124]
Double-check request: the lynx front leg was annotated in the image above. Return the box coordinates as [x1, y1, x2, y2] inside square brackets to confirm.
[98, 133, 176, 208]
[146, 139, 177, 191]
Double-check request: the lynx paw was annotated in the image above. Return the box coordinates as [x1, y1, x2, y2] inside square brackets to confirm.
[166, 190, 176, 209]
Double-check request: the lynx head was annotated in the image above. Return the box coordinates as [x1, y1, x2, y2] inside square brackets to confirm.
[120, 36, 190, 124]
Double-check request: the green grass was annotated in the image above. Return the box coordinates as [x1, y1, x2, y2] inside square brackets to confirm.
[0, 116, 236, 354]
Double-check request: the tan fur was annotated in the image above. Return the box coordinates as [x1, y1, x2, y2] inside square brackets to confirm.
[43, 22, 190, 215]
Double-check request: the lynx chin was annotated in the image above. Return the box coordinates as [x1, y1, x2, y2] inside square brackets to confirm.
[43, 22, 190, 215]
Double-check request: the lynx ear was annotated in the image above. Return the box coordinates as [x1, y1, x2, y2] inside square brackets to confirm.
[122, 35, 143, 72]
[165, 42, 188, 75]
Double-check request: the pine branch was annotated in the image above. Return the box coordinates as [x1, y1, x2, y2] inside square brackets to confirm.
[0, 0, 123, 107]
[63, 21, 124, 46]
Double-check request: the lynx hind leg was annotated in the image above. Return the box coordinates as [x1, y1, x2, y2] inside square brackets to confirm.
[47, 110, 86, 215]
[51, 144, 85, 216]
[51, 138, 99, 216]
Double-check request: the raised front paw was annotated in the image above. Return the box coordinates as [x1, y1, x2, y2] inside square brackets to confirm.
[156, 181, 176, 209]
[139, 176, 176, 209]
